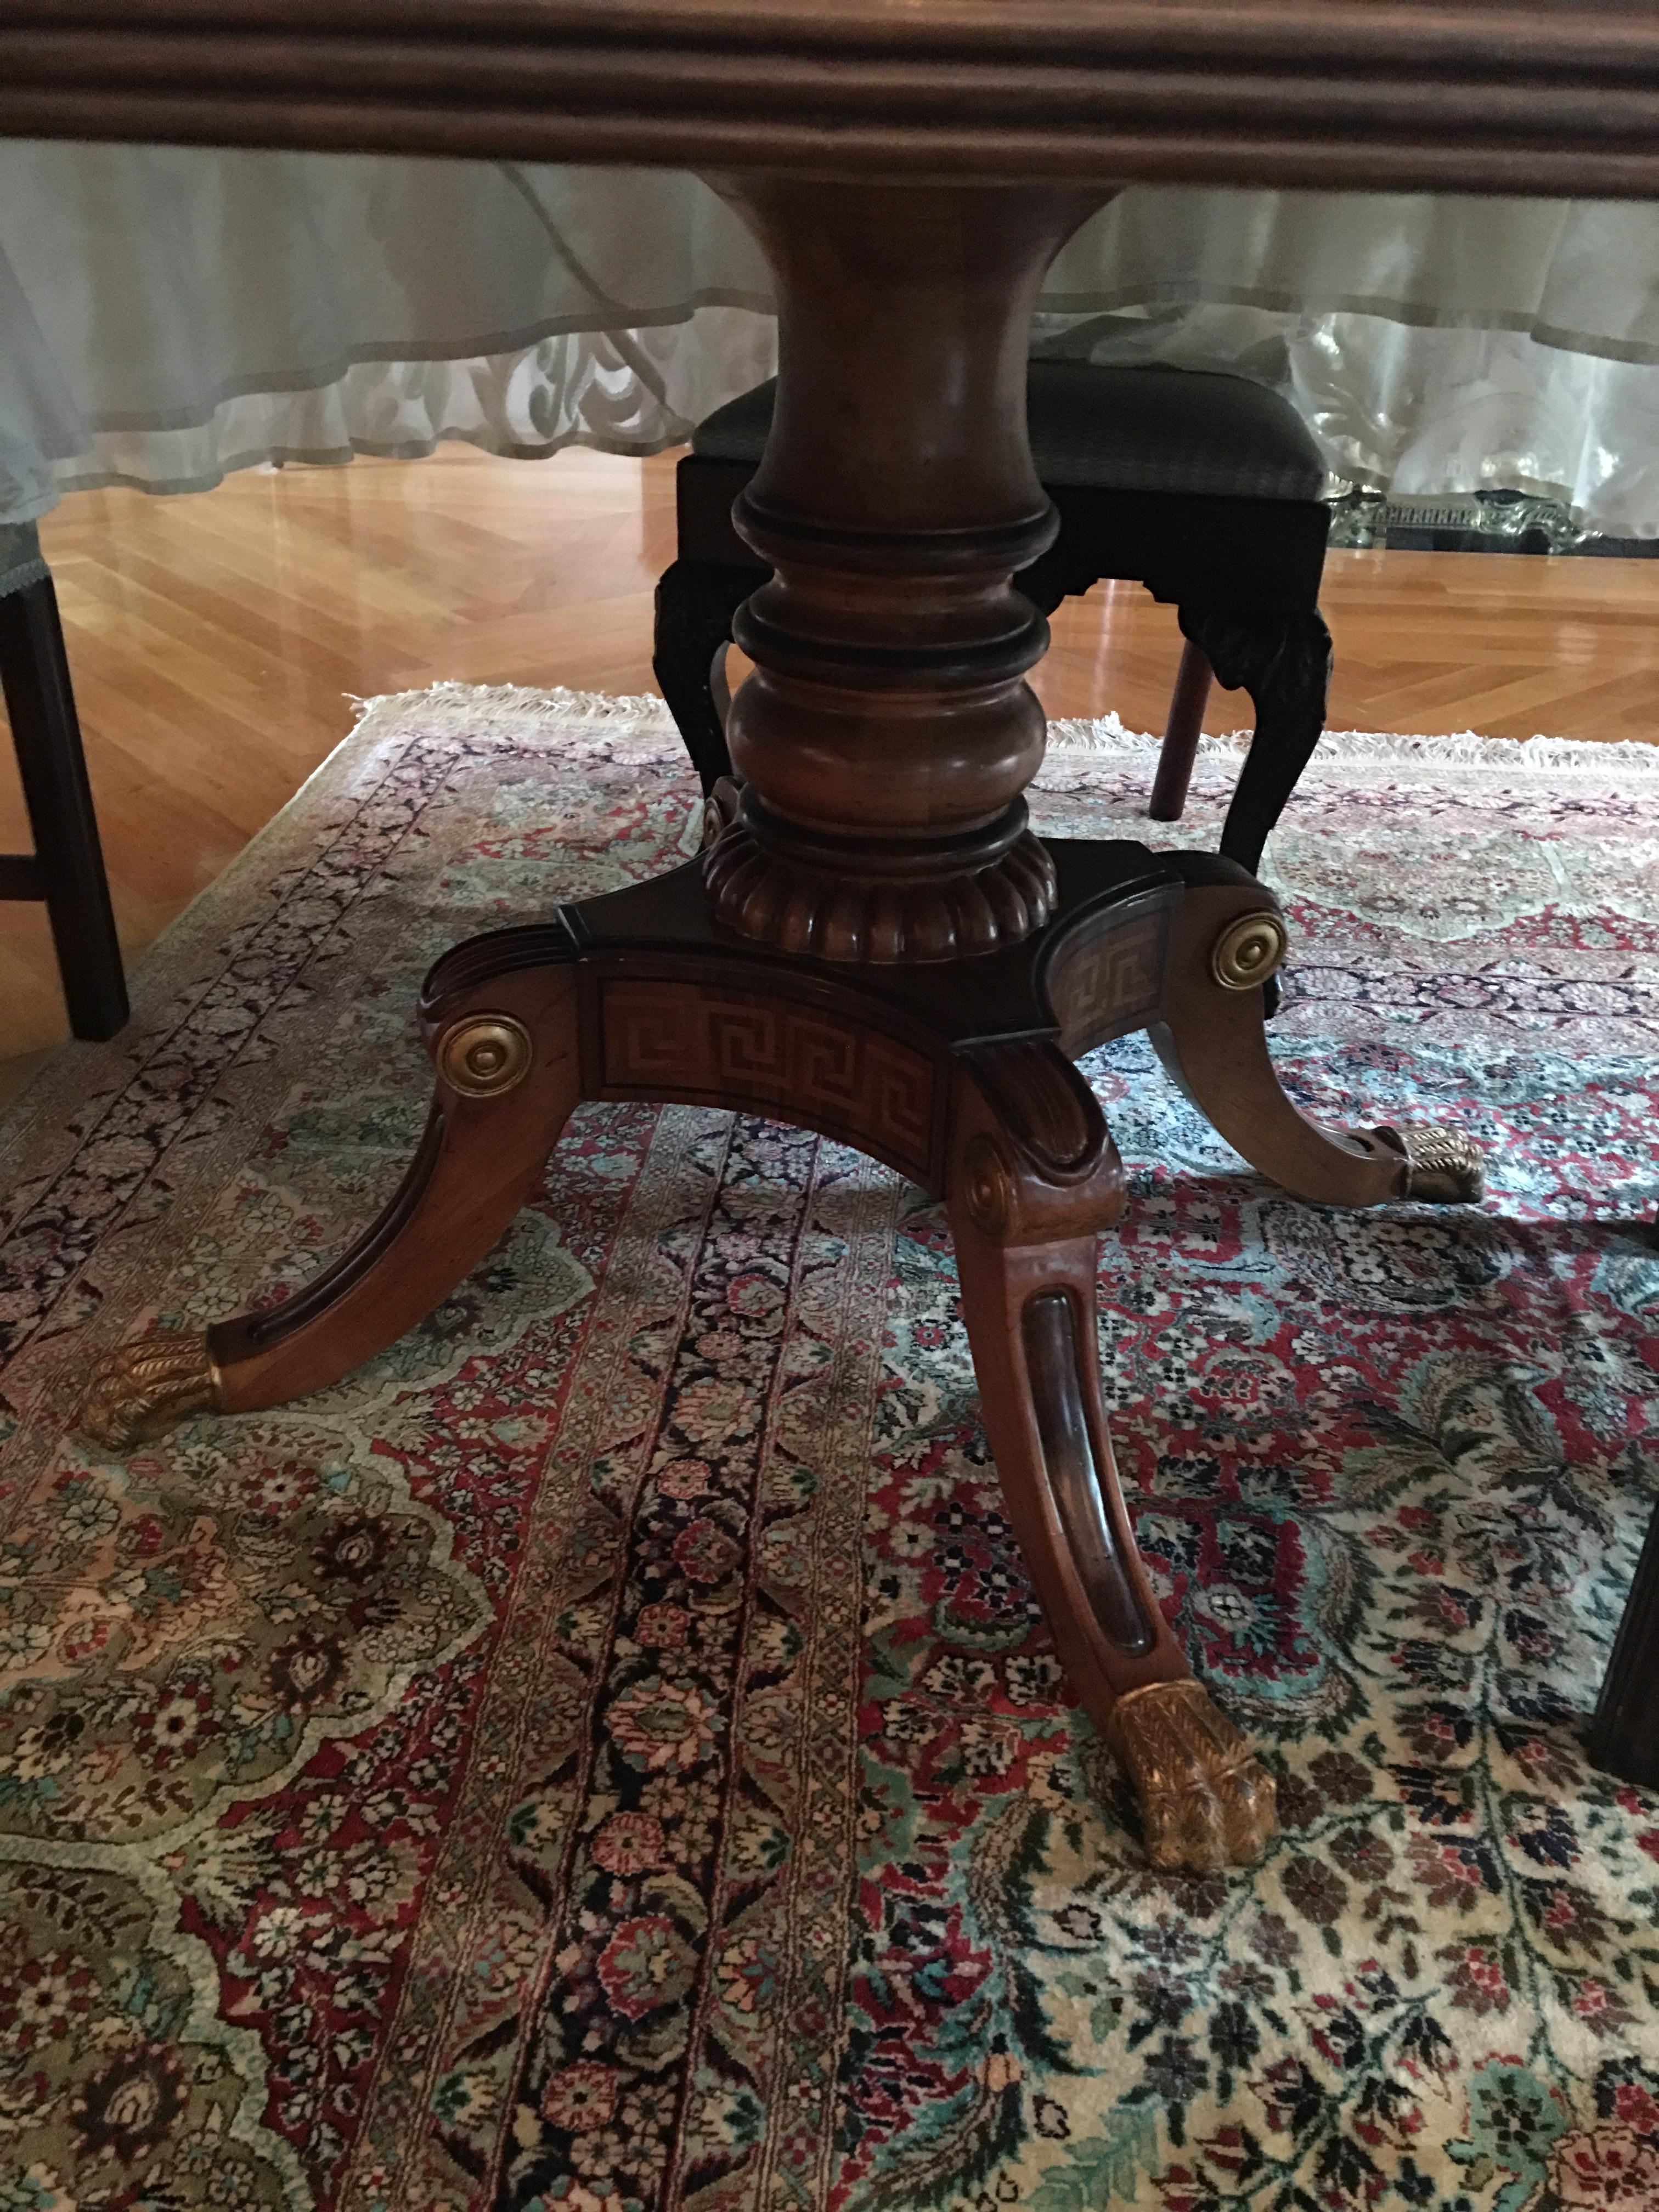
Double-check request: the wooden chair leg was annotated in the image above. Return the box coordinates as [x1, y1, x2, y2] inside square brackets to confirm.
[1587, 1503, 1659, 1788]
[1177, 601, 1332, 877]
[80, 944, 584, 1447]
[1148, 636, 1213, 823]
[652, 557, 764, 793]
[1, 574, 128, 1041]
[947, 1045, 1277, 1868]
[1152, 868, 1486, 1209]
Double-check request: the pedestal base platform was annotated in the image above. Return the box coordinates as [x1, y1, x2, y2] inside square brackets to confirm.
[82, 836, 1482, 1869]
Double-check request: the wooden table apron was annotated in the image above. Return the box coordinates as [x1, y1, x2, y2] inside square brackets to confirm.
[16, 0, 1659, 1853]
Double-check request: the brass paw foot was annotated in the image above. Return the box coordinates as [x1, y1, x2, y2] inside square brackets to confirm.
[1105, 1679, 1277, 1871]
[1372, 1123, 1486, 1204]
[80, 1331, 222, 1451]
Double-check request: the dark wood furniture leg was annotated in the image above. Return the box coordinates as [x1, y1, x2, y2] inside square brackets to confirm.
[1, 572, 128, 1041]
[1178, 603, 1333, 877]
[81, 178, 1484, 1869]
[1148, 636, 1214, 823]
[1587, 1503, 1659, 1788]
[651, 557, 752, 794]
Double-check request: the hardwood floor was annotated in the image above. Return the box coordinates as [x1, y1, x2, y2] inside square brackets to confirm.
[4, 441, 1658, 1108]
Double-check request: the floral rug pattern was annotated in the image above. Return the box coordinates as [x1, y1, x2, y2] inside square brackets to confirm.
[0, 687, 1656, 2212]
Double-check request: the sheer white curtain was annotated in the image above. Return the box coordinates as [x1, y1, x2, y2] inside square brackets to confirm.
[1042, 195, 1659, 538]
[4, 143, 1658, 535]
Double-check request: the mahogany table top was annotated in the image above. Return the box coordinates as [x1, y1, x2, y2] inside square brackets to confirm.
[4, 0, 1659, 196]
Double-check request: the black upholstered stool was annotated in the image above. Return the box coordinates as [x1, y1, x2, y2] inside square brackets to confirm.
[1, 520, 127, 1041]
[654, 358, 1333, 877]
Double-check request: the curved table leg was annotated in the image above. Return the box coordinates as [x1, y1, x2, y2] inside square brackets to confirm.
[82, 944, 583, 1448]
[1150, 872, 1486, 1209]
[948, 1043, 1277, 1869]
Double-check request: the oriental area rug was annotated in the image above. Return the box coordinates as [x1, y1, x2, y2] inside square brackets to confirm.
[1, 686, 1657, 2212]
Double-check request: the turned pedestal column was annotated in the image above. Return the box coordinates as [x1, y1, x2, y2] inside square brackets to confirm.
[704, 178, 1102, 961]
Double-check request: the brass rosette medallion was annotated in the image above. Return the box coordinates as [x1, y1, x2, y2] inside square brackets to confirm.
[1106, 1678, 1278, 1871]
[436, 1013, 534, 1098]
[701, 775, 743, 851]
[961, 1133, 1015, 1242]
[1210, 910, 1290, 993]
[81, 1331, 222, 1451]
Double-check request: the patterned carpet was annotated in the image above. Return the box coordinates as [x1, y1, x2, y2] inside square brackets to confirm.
[1, 687, 1656, 2212]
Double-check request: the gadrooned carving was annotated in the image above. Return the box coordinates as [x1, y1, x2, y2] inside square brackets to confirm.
[703, 815, 1058, 963]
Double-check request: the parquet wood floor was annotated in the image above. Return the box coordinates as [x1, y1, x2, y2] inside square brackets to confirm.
[4, 443, 1657, 1107]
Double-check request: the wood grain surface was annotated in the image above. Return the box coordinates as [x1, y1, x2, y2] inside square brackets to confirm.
[5, 0, 1659, 193]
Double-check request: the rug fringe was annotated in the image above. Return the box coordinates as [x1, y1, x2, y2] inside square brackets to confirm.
[346, 680, 679, 740]
[345, 681, 1659, 778]
[1043, 713, 1659, 775]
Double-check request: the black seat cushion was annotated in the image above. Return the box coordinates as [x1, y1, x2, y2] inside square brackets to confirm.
[691, 359, 1326, 504]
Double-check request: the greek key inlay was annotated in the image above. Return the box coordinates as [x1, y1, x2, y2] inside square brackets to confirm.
[599, 982, 938, 1182]
[1049, 906, 1170, 1056]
